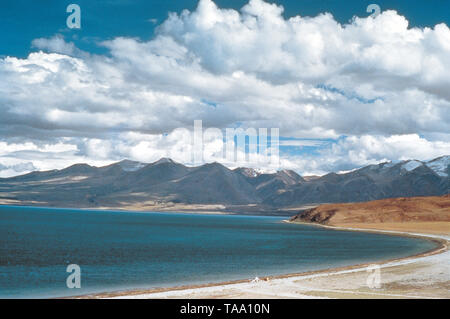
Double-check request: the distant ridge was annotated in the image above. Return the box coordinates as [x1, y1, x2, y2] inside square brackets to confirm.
[266, 157, 449, 207]
[0, 156, 448, 212]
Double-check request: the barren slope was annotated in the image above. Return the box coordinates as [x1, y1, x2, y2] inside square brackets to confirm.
[290, 195, 450, 235]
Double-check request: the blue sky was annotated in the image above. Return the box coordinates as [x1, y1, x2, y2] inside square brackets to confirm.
[2, 0, 450, 57]
[0, 0, 449, 176]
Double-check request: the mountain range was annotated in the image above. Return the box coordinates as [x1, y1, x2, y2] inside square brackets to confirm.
[0, 156, 448, 214]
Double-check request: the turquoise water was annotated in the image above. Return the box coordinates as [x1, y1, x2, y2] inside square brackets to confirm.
[0, 206, 437, 298]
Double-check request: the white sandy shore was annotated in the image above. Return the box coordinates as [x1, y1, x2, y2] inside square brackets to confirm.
[88, 225, 449, 299]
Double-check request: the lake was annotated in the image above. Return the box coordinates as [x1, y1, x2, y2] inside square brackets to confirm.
[0, 205, 437, 298]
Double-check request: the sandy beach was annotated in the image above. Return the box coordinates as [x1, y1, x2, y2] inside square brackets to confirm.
[78, 222, 449, 299]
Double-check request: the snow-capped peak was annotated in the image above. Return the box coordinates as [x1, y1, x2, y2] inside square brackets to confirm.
[118, 160, 146, 172]
[401, 160, 423, 172]
[382, 161, 396, 169]
[152, 158, 174, 165]
[426, 155, 450, 177]
[237, 167, 261, 178]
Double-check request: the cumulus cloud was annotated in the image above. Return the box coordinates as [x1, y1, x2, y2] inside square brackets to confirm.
[0, 0, 449, 176]
[0, 161, 36, 178]
[31, 35, 81, 56]
[301, 134, 450, 174]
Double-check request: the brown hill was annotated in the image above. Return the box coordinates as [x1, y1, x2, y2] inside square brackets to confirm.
[290, 195, 450, 235]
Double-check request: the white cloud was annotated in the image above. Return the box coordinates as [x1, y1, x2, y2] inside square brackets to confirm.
[32, 35, 78, 56]
[0, 0, 449, 176]
[0, 161, 36, 178]
[279, 134, 450, 175]
[328, 134, 450, 164]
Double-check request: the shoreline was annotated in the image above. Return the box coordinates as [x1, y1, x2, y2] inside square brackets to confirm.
[72, 222, 449, 299]
[0, 203, 297, 217]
